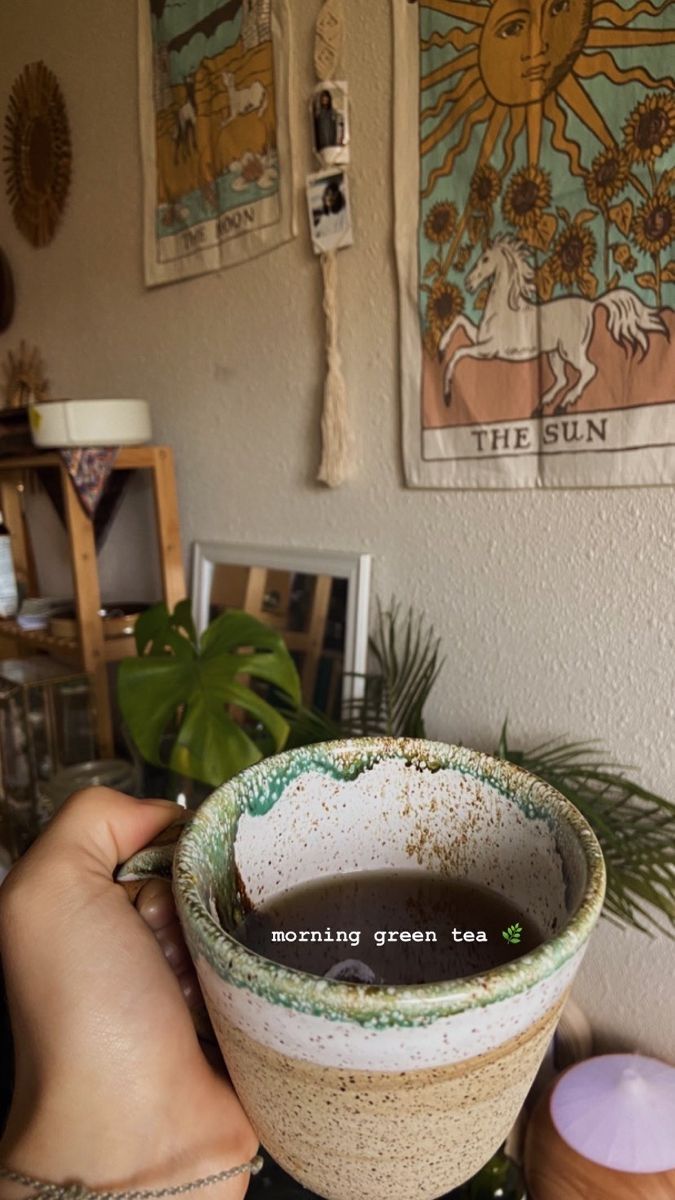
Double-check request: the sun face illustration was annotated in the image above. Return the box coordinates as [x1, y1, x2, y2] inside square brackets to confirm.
[420, 0, 675, 199]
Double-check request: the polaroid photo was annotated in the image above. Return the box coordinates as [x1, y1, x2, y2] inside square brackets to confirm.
[311, 80, 350, 166]
[306, 170, 354, 255]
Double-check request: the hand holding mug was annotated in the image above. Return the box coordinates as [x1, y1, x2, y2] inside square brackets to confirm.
[0, 789, 257, 1200]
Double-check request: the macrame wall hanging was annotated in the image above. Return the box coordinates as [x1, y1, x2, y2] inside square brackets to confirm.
[310, 0, 353, 488]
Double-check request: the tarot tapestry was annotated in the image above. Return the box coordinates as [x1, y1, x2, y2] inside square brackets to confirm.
[139, 0, 295, 286]
[395, 0, 675, 487]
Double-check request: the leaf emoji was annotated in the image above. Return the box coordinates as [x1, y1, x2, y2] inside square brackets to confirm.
[502, 922, 523, 944]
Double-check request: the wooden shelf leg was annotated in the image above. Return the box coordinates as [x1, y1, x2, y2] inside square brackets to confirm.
[60, 466, 114, 757]
[151, 447, 186, 611]
[1, 471, 38, 598]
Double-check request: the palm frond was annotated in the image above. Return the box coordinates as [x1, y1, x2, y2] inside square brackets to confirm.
[349, 599, 444, 737]
[285, 600, 444, 745]
[498, 724, 675, 938]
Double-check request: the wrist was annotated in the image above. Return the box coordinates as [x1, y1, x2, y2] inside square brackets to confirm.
[1, 1100, 259, 1200]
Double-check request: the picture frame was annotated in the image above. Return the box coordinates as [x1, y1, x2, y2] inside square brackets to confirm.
[306, 169, 354, 255]
[311, 80, 350, 166]
[191, 542, 371, 711]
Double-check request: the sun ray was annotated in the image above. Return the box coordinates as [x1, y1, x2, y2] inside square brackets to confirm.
[587, 26, 675, 46]
[576, 50, 674, 91]
[424, 97, 496, 197]
[421, 26, 481, 53]
[592, 0, 675, 26]
[422, 0, 487, 24]
[421, 78, 486, 158]
[422, 97, 496, 198]
[440, 104, 510, 261]
[479, 103, 510, 167]
[439, 95, 496, 173]
[421, 67, 481, 123]
[421, 52, 480, 95]
[558, 73, 616, 151]
[543, 93, 584, 176]
[527, 102, 543, 168]
[501, 107, 526, 178]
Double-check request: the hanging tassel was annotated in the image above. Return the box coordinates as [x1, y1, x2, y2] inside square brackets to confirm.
[314, 0, 344, 80]
[313, 0, 351, 488]
[318, 251, 351, 487]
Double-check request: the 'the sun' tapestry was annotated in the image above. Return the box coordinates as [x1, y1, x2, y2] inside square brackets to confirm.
[139, 0, 295, 286]
[395, 0, 675, 488]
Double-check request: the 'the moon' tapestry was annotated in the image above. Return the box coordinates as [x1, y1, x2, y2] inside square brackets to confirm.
[395, 0, 675, 487]
[139, 0, 295, 286]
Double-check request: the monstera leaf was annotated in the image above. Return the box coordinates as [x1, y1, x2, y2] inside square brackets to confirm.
[118, 600, 301, 787]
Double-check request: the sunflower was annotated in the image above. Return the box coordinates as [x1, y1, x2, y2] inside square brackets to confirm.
[631, 190, 675, 255]
[502, 166, 552, 231]
[584, 147, 629, 207]
[549, 223, 597, 287]
[424, 201, 458, 245]
[470, 164, 501, 210]
[426, 278, 464, 346]
[623, 93, 675, 163]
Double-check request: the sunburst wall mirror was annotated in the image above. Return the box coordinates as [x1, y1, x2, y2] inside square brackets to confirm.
[3, 61, 72, 247]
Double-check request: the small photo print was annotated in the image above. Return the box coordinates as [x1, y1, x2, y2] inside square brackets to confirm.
[311, 81, 350, 166]
[306, 170, 354, 255]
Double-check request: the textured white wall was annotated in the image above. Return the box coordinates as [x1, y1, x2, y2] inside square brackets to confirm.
[1, 0, 673, 1058]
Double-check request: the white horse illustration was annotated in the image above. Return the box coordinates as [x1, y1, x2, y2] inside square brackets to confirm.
[221, 70, 268, 126]
[438, 235, 667, 413]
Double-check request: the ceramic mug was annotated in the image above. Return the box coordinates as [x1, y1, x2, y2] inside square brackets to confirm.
[119, 738, 606, 1200]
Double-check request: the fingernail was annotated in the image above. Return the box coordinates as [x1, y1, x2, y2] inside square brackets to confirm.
[138, 891, 176, 930]
[158, 930, 191, 973]
[179, 971, 201, 1007]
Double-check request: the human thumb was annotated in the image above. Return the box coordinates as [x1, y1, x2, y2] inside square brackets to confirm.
[6, 789, 186, 892]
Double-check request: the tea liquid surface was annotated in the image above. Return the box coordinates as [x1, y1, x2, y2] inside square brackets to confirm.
[233, 871, 541, 985]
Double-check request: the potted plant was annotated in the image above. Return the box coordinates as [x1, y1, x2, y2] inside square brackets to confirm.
[118, 599, 301, 801]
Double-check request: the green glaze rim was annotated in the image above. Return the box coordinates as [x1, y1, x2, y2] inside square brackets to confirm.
[174, 738, 606, 1029]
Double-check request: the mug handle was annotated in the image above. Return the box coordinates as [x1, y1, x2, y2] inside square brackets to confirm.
[116, 813, 190, 885]
[115, 813, 218, 1047]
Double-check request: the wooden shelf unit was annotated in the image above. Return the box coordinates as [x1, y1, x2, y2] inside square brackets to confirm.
[0, 445, 186, 755]
[0, 619, 139, 663]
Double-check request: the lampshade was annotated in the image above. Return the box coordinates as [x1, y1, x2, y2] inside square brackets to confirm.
[550, 1054, 675, 1174]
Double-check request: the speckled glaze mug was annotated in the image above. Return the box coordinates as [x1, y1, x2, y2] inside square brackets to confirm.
[121, 738, 606, 1200]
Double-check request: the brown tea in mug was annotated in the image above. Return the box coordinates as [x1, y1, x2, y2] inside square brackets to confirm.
[233, 870, 541, 985]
